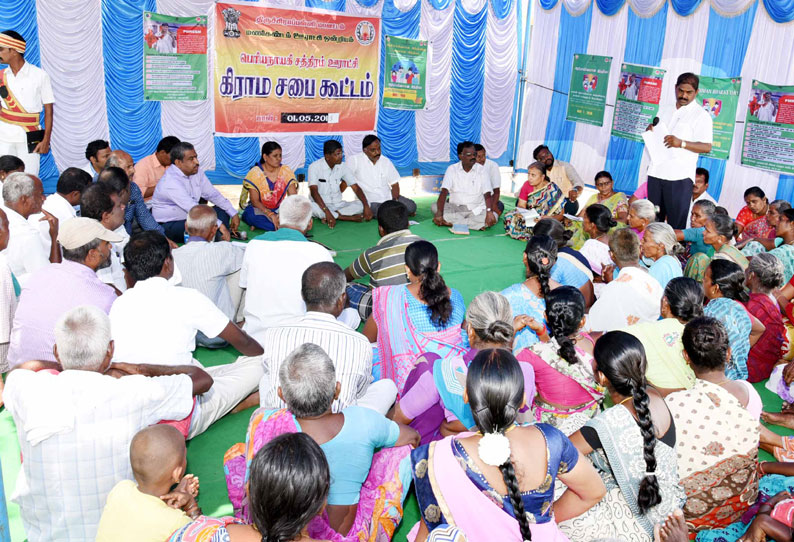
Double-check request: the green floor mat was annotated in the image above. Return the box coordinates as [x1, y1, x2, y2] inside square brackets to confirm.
[2, 196, 791, 541]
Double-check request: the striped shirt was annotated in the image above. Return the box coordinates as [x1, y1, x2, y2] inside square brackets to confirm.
[347, 229, 422, 287]
[258, 311, 373, 412]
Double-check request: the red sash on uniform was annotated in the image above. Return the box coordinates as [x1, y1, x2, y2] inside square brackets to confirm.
[0, 69, 40, 132]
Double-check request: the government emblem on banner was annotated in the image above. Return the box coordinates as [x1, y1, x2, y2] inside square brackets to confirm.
[222, 7, 241, 38]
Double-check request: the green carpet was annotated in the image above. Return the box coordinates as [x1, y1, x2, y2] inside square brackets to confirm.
[0, 195, 790, 541]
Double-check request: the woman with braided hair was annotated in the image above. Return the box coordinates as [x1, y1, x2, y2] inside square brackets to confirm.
[410, 349, 605, 541]
[521, 286, 604, 435]
[500, 235, 560, 352]
[559, 331, 685, 542]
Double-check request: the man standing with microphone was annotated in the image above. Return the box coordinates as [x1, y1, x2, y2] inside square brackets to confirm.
[646, 72, 712, 229]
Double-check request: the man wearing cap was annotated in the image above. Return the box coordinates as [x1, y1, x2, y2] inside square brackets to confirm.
[0, 30, 55, 176]
[6, 217, 119, 369]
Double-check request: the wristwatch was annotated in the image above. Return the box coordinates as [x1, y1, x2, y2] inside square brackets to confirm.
[486, 208, 492, 212]
[681, 141, 687, 149]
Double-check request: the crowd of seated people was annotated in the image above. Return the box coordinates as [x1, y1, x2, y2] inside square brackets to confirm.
[5, 126, 794, 542]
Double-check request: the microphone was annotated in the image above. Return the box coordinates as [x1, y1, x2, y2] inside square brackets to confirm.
[652, 117, 659, 127]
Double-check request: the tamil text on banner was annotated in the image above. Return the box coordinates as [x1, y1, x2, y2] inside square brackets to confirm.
[698, 76, 740, 161]
[144, 11, 208, 101]
[213, 2, 381, 135]
[611, 63, 666, 143]
[382, 36, 428, 110]
[566, 54, 611, 127]
[741, 80, 794, 175]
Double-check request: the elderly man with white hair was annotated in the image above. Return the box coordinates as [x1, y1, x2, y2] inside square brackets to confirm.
[173, 204, 246, 348]
[1, 171, 60, 284]
[4, 305, 210, 542]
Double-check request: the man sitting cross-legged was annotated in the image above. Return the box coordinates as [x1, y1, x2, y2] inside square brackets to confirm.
[109, 231, 264, 437]
[5, 305, 209, 542]
[432, 141, 496, 230]
[259, 261, 397, 416]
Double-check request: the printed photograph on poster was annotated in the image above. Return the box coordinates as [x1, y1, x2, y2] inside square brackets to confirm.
[741, 80, 794, 175]
[611, 64, 665, 143]
[748, 89, 784, 123]
[617, 71, 663, 104]
[582, 74, 598, 91]
[703, 98, 722, 118]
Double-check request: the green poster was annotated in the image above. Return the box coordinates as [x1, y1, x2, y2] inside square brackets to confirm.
[566, 54, 612, 127]
[611, 63, 666, 143]
[741, 80, 794, 175]
[143, 11, 208, 101]
[382, 36, 428, 110]
[697, 76, 741, 160]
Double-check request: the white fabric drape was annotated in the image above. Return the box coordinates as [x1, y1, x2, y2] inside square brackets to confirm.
[394, 0, 420, 11]
[719, 7, 793, 215]
[563, 0, 593, 16]
[36, 0, 109, 172]
[461, 0, 488, 14]
[416, 0, 456, 162]
[516, 0, 561, 169]
[710, 0, 755, 16]
[568, 4, 628, 186]
[546, 0, 756, 18]
[635, 1, 709, 191]
[479, 0, 518, 159]
[157, 0, 216, 170]
[258, 135, 306, 171]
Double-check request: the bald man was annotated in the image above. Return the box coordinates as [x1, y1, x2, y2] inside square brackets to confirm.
[172, 205, 246, 348]
[106, 150, 166, 237]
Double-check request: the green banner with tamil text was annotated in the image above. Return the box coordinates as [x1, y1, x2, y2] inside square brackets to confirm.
[566, 54, 612, 127]
[697, 76, 741, 160]
[611, 63, 666, 143]
[382, 35, 428, 110]
[741, 80, 794, 175]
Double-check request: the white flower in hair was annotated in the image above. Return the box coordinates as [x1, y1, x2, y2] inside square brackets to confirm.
[478, 431, 512, 467]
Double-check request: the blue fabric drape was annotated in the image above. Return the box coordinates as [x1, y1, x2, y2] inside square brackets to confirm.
[492, 0, 516, 19]
[539, 0, 558, 9]
[0, 0, 59, 190]
[670, 0, 703, 15]
[594, 0, 625, 16]
[763, 0, 794, 21]
[377, 0, 421, 169]
[353, 0, 381, 6]
[449, 0, 488, 159]
[603, 2, 668, 194]
[776, 175, 794, 201]
[305, 0, 346, 10]
[697, 3, 757, 200]
[543, 2, 593, 163]
[102, 0, 162, 163]
[214, 137, 261, 178]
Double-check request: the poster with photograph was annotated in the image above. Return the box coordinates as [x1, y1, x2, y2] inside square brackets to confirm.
[382, 36, 428, 110]
[610, 63, 666, 142]
[566, 54, 611, 127]
[741, 80, 794, 175]
[697, 76, 741, 160]
[143, 12, 208, 101]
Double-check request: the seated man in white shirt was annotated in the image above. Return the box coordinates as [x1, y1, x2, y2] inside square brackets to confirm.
[29, 167, 91, 248]
[173, 205, 246, 349]
[83, 139, 111, 179]
[432, 141, 496, 230]
[474, 143, 504, 217]
[1, 171, 60, 285]
[259, 262, 397, 415]
[686, 167, 717, 227]
[80, 181, 128, 293]
[110, 231, 265, 437]
[347, 134, 417, 217]
[5, 305, 208, 542]
[308, 139, 371, 228]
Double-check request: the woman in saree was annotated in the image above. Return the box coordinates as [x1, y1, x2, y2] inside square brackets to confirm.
[500, 235, 561, 352]
[224, 344, 418, 541]
[410, 348, 606, 541]
[393, 291, 537, 444]
[579, 204, 617, 276]
[364, 240, 466, 392]
[171, 432, 329, 542]
[503, 161, 564, 241]
[684, 213, 748, 282]
[666, 316, 763, 539]
[736, 186, 773, 243]
[744, 253, 785, 383]
[741, 207, 794, 284]
[239, 141, 298, 231]
[534, 218, 595, 308]
[624, 277, 702, 393]
[739, 199, 791, 257]
[523, 286, 604, 435]
[628, 199, 655, 243]
[676, 200, 717, 263]
[569, 171, 629, 249]
[703, 259, 764, 381]
[641, 222, 684, 290]
[560, 331, 686, 542]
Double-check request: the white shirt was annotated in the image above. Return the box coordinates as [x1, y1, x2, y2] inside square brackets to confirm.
[1, 204, 50, 286]
[441, 162, 490, 213]
[0, 62, 55, 143]
[647, 99, 713, 182]
[482, 159, 502, 192]
[586, 267, 664, 332]
[347, 153, 400, 204]
[30, 193, 77, 249]
[687, 190, 717, 227]
[240, 238, 333, 343]
[307, 158, 356, 208]
[5, 369, 193, 542]
[109, 276, 229, 366]
[757, 100, 777, 123]
[155, 34, 176, 54]
[97, 225, 130, 293]
[258, 311, 373, 412]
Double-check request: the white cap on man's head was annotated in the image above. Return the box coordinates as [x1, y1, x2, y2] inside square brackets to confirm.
[57, 217, 123, 250]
